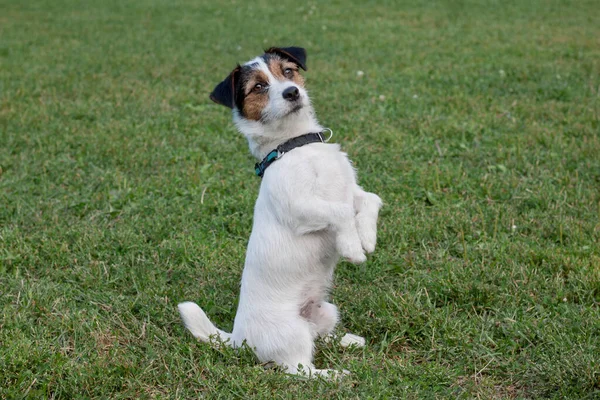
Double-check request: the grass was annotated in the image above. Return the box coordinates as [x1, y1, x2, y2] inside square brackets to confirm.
[1, 0, 599, 398]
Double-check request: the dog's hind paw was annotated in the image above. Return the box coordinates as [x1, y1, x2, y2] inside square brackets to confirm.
[340, 333, 366, 348]
[324, 333, 366, 348]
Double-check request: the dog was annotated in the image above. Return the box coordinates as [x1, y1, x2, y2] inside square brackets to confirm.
[178, 47, 382, 378]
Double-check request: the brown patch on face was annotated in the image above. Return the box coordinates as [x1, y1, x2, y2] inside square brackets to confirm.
[242, 69, 269, 121]
[267, 57, 305, 87]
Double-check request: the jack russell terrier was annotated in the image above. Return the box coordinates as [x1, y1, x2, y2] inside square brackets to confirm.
[178, 47, 382, 378]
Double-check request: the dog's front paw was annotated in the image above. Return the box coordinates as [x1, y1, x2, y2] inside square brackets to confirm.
[345, 250, 367, 264]
[355, 211, 378, 254]
[336, 235, 366, 264]
[357, 224, 377, 254]
[354, 192, 381, 254]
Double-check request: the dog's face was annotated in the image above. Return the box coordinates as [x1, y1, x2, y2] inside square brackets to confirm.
[210, 47, 310, 124]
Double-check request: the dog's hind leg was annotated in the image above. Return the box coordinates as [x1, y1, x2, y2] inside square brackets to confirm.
[353, 187, 382, 254]
[305, 302, 365, 349]
[261, 317, 347, 379]
[304, 301, 339, 337]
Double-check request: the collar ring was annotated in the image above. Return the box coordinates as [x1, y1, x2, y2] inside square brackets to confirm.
[322, 128, 333, 142]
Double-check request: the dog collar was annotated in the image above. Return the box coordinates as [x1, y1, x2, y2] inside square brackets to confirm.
[255, 131, 331, 178]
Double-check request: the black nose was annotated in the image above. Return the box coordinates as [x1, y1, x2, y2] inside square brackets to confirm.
[282, 86, 300, 101]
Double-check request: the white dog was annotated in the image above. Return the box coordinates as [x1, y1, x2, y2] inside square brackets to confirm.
[178, 47, 382, 378]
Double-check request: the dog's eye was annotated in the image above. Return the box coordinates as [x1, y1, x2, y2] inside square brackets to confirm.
[283, 68, 294, 78]
[253, 83, 265, 92]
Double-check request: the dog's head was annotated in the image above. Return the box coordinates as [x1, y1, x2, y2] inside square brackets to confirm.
[210, 47, 310, 124]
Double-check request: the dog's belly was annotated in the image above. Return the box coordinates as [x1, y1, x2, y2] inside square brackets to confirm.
[230, 215, 336, 345]
[242, 219, 337, 296]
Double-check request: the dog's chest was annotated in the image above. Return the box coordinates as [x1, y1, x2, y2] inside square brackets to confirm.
[258, 143, 356, 207]
[310, 146, 356, 198]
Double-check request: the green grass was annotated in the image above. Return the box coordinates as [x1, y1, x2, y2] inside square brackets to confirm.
[1, 0, 599, 398]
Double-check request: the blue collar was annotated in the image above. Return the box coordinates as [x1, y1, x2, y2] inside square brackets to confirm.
[254, 132, 328, 178]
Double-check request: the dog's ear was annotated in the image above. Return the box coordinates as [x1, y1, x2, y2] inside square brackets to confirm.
[265, 47, 307, 71]
[209, 65, 242, 109]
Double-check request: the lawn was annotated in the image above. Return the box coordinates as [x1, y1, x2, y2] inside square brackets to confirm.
[1, 0, 599, 398]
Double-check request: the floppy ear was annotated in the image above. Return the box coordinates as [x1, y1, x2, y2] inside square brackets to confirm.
[265, 47, 307, 71]
[209, 65, 241, 108]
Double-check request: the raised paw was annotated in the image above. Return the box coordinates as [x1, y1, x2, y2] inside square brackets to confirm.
[335, 225, 366, 263]
[354, 191, 382, 254]
[357, 221, 377, 254]
[345, 250, 367, 264]
[336, 239, 366, 264]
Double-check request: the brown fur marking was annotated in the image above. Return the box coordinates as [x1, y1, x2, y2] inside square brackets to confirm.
[242, 70, 269, 121]
[267, 57, 305, 87]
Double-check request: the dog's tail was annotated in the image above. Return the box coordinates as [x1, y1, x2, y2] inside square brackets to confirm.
[177, 301, 232, 344]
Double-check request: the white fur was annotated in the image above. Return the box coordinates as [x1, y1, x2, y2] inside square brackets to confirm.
[179, 54, 382, 378]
